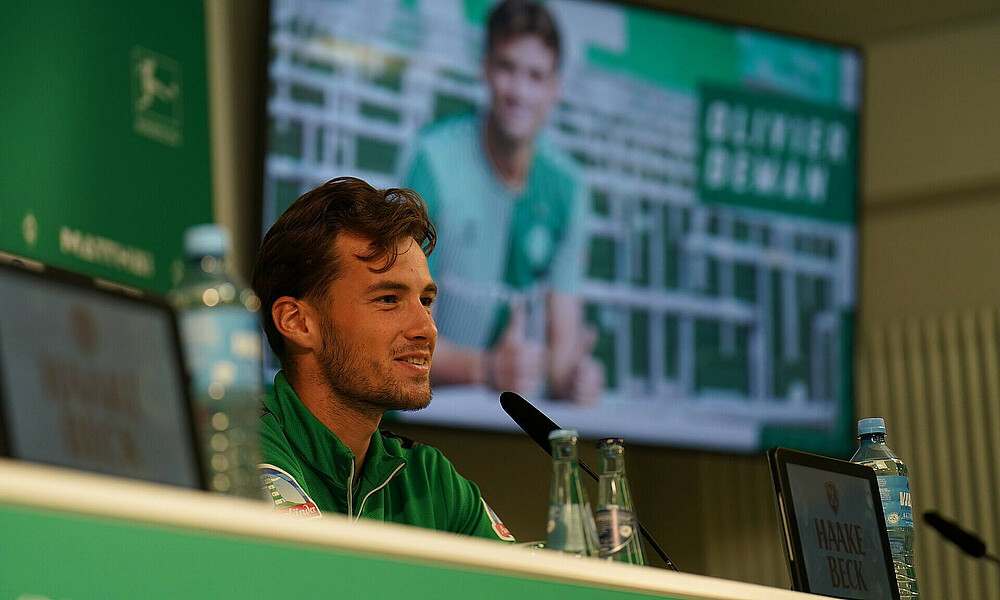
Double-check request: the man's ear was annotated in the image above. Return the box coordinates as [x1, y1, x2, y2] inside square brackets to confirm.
[272, 296, 322, 352]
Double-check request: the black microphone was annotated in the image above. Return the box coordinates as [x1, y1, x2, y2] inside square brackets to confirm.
[499, 391, 679, 571]
[924, 511, 1000, 566]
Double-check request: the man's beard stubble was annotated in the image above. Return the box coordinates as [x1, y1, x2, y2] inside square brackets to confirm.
[315, 319, 432, 416]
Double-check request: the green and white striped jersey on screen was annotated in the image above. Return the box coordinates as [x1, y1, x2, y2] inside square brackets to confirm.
[402, 113, 586, 349]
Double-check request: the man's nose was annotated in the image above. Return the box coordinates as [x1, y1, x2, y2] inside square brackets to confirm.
[406, 302, 437, 341]
[508, 71, 533, 100]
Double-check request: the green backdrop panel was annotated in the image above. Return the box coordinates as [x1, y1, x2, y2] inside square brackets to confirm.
[0, 1, 213, 293]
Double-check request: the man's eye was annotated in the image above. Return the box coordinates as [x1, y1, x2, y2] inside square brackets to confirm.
[494, 59, 515, 73]
[421, 296, 435, 307]
[376, 295, 398, 304]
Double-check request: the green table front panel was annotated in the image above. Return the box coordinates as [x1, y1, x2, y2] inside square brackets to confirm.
[0, 504, 679, 600]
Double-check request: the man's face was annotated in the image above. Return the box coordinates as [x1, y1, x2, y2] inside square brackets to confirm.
[485, 34, 561, 144]
[313, 233, 438, 414]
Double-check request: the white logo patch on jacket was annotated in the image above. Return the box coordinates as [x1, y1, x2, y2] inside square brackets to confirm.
[482, 498, 515, 541]
[260, 464, 321, 519]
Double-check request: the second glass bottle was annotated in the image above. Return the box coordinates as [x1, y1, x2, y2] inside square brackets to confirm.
[595, 437, 647, 565]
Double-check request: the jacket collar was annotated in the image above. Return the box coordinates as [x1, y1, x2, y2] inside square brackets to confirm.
[264, 372, 406, 500]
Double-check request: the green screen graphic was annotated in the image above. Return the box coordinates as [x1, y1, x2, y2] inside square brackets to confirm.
[698, 85, 858, 224]
[0, 1, 213, 293]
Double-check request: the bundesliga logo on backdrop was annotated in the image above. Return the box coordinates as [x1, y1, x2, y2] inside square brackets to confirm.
[131, 46, 183, 147]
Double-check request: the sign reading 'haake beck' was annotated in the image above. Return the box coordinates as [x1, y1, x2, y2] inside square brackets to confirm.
[786, 463, 897, 599]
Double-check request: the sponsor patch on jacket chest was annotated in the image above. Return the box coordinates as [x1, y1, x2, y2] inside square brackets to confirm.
[260, 464, 321, 519]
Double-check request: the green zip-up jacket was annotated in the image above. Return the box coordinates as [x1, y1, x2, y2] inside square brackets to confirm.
[258, 373, 514, 542]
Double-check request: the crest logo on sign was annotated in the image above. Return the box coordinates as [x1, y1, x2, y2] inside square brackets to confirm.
[825, 481, 840, 515]
[69, 306, 98, 356]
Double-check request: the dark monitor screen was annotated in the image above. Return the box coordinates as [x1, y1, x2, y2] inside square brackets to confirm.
[0, 258, 204, 489]
[262, 0, 862, 454]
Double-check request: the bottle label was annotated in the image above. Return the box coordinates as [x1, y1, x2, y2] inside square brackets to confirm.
[595, 505, 635, 554]
[876, 475, 913, 529]
[179, 307, 262, 397]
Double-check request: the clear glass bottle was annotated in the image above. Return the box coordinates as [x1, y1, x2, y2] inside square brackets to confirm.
[546, 429, 599, 556]
[169, 224, 264, 500]
[595, 438, 647, 565]
[850, 417, 919, 598]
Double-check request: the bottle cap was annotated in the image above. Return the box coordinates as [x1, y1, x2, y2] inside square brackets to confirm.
[548, 428, 578, 441]
[857, 417, 886, 436]
[596, 437, 625, 448]
[183, 224, 230, 259]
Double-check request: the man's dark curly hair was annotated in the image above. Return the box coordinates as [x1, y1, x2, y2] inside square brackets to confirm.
[251, 177, 436, 366]
[486, 0, 561, 68]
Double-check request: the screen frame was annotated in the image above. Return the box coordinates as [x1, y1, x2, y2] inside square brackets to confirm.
[767, 446, 900, 599]
[0, 253, 208, 491]
[256, 0, 867, 455]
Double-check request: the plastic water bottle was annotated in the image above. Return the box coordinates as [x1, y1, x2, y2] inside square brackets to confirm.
[546, 429, 599, 556]
[850, 417, 919, 598]
[170, 224, 264, 500]
[595, 438, 647, 565]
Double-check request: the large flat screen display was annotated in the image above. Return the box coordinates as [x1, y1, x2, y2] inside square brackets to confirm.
[262, 0, 862, 454]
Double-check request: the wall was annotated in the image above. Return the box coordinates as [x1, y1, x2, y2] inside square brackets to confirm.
[855, 19, 1000, 600]
[861, 20, 1000, 323]
[206, 2, 1000, 592]
[205, 1, 267, 277]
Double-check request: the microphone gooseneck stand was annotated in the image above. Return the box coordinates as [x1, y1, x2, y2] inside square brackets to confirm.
[924, 511, 1000, 567]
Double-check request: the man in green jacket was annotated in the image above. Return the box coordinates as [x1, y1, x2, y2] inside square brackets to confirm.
[251, 176, 514, 541]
